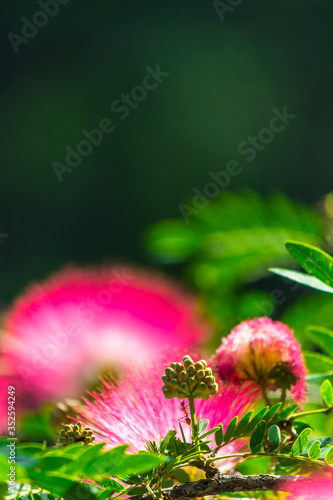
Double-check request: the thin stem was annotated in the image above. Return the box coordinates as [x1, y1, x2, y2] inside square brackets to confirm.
[188, 397, 198, 443]
[280, 386, 287, 410]
[260, 385, 272, 407]
[290, 407, 333, 420]
[207, 451, 333, 468]
[146, 483, 159, 500]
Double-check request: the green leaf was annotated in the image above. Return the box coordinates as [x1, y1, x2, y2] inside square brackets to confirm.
[262, 403, 282, 423]
[224, 416, 238, 443]
[215, 424, 223, 447]
[234, 411, 254, 437]
[269, 268, 333, 293]
[285, 241, 333, 288]
[27, 470, 77, 497]
[325, 446, 333, 464]
[307, 325, 333, 358]
[321, 379, 333, 407]
[304, 352, 333, 373]
[126, 486, 149, 496]
[98, 490, 115, 500]
[110, 452, 164, 477]
[38, 456, 75, 472]
[246, 407, 269, 432]
[198, 419, 209, 434]
[63, 482, 99, 500]
[291, 428, 313, 456]
[250, 421, 266, 454]
[95, 477, 125, 492]
[199, 426, 220, 440]
[302, 438, 331, 458]
[160, 430, 177, 453]
[293, 421, 313, 435]
[267, 425, 281, 452]
[307, 440, 321, 461]
[82, 445, 128, 477]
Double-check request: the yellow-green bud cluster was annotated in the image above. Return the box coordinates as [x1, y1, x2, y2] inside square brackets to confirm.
[57, 421, 95, 447]
[162, 355, 218, 400]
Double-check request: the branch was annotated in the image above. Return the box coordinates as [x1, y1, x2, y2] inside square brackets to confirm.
[129, 473, 317, 500]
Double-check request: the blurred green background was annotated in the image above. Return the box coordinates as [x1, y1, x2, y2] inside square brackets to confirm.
[1, 0, 333, 306]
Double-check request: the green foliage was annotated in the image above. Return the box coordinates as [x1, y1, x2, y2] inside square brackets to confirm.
[271, 241, 333, 294]
[270, 267, 333, 294]
[307, 440, 321, 460]
[271, 404, 299, 423]
[0, 441, 164, 499]
[234, 411, 254, 437]
[224, 417, 238, 443]
[301, 437, 331, 457]
[291, 428, 313, 456]
[286, 241, 333, 288]
[145, 191, 324, 331]
[321, 379, 333, 407]
[302, 325, 333, 374]
[215, 424, 223, 446]
[307, 325, 333, 357]
[250, 421, 266, 453]
[267, 425, 281, 452]
[146, 192, 322, 271]
[325, 446, 333, 464]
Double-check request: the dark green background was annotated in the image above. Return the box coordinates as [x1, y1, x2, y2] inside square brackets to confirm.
[1, 0, 332, 303]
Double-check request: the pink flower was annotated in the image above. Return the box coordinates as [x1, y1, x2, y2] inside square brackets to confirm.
[78, 363, 257, 471]
[284, 474, 333, 499]
[0, 265, 209, 404]
[211, 317, 306, 403]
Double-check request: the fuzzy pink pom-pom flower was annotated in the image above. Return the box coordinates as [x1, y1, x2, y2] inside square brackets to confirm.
[211, 317, 306, 403]
[0, 265, 209, 404]
[78, 363, 257, 471]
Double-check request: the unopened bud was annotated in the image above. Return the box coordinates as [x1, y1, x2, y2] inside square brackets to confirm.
[57, 421, 96, 447]
[161, 355, 219, 400]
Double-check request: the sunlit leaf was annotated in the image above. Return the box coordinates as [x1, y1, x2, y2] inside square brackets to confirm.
[285, 241, 333, 288]
[291, 428, 313, 456]
[270, 268, 333, 293]
[308, 440, 321, 461]
[198, 419, 209, 434]
[325, 446, 333, 464]
[321, 379, 333, 407]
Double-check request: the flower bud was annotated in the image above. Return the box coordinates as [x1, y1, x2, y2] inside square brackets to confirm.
[57, 421, 96, 447]
[161, 355, 218, 400]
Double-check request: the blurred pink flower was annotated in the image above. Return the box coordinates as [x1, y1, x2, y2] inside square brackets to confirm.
[211, 317, 306, 403]
[78, 363, 257, 471]
[285, 474, 333, 499]
[0, 265, 209, 404]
